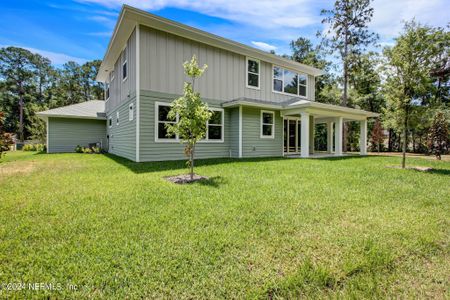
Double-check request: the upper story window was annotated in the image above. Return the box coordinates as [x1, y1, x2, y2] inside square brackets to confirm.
[116, 111, 120, 126]
[206, 109, 224, 142]
[261, 110, 275, 139]
[122, 48, 128, 81]
[111, 70, 115, 82]
[105, 82, 110, 101]
[273, 66, 307, 98]
[108, 116, 112, 128]
[246, 57, 260, 89]
[129, 103, 134, 121]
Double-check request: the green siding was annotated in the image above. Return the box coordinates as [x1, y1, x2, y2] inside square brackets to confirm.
[139, 90, 231, 162]
[107, 96, 136, 161]
[48, 118, 106, 153]
[229, 107, 239, 158]
[242, 107, 283, 157]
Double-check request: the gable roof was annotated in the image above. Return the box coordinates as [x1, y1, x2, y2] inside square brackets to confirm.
[37, 100, 106, 120]
[96, 5, 324, 82]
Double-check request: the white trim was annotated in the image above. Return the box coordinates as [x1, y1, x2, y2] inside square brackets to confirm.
[201, 107, 224, 143]
[108, 116, 112, 128]
[222, 100, 280, 110]
[238, 105, 242, 158]
[246, 57, 260, 90]
[129, 102, 134, 121]
[154, 101, 179, 143]
[272, 65, 308, 99]
[136, 24, 140, 162]
[260, 110, 275, 139]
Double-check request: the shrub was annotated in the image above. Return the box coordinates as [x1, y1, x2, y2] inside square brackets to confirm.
[75, 145, 83, 153]
[23, 144, 46, 152]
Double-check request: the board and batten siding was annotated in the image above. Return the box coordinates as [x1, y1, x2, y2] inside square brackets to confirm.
[242, 107, 283, 157]
[139, 91, 231, 162]
[139, 25, 315, 103]
[47, 117, 106, 153]
[105, 29, 137, 114]
[107, 96, 136, 161]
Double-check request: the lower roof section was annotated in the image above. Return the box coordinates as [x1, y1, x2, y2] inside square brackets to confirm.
[37, 100, 106, 120]
[222, 97, 379, 120]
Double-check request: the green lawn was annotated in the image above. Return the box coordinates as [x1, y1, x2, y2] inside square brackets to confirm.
[0, 151, 449, 299]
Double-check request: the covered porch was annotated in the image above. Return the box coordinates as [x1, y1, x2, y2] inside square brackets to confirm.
[281, 100, 378, 158]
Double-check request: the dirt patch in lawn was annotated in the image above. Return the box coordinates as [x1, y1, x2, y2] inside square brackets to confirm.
[386, 165, 434, 172]
[0, 160, 36, 177]
[165, 174, 209, 184]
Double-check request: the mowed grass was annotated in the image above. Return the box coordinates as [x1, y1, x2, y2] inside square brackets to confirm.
[0, 151, 449, 299]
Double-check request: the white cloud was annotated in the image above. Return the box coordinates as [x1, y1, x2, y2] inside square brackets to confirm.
[251, 41, 277, 52]
[0, 45, 87, 65]
[371, 0, 449, 39]
[76, 0, 319, 29]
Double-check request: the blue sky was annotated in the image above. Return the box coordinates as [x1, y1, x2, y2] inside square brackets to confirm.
[1, 0, 448, 65]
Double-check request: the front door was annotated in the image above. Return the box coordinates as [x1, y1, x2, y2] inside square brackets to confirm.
[284, 118, 301, 154]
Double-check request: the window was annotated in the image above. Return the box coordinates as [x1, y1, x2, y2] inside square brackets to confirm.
[205, 109, 224, 142]
[261, 110, 275, 138]
[116, 111, 119, 126]
[105, 82, 110, 100]
[111, 70, 115, 82]
[108, 116, 112, 128]
[122, 48, 128, 81]
[129, 103, 134, 121]
[246, 57, 260, 89]
[155, 103, 177, 141]
[273, 66, 307, 97]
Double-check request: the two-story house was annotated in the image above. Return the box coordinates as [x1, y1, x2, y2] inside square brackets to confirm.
[39, 5, 377, 162]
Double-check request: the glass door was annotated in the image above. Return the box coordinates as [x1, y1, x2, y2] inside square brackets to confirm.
[284, 117, 300, 154]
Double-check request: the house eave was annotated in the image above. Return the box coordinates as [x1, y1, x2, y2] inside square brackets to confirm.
[37, 113, 106, 121]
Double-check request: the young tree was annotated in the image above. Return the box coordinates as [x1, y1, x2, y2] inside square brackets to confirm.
[166, 55, 212, 181]
[383, 21, 439, 168]
[428, 111, 449, 160]
[370, 118, 384, 152]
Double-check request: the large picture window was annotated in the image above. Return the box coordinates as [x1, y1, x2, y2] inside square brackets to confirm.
[261, 110, 275, 138]
[155, 103, 177, 141]
[246, 57, 260, 89]
[273, 66, 307, 97]
[206, 109, 224, 142]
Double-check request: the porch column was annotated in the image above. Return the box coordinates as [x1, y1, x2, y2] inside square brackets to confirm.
[335, 117, 343, 156]
[327, 121, 334, 153]
[360, 119, 368, 155]
[300, 112, 310, 158]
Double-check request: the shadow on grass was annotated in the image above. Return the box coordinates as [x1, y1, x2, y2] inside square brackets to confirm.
[105, 153, 286, 174]
[312, 155, 375, 161]
[192, 176, 227, 188]
[418, 168, 450, 176]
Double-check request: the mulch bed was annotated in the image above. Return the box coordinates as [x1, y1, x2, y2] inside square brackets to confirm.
[164, 174, 209, 184]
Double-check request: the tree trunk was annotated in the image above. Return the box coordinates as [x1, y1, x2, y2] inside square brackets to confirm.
[402, 111, 408, 169]
[18, 81, 24, 142]
[190, 144, 195, 180]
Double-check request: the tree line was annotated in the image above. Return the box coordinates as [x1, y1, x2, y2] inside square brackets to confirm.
[0, 47, 103, 142]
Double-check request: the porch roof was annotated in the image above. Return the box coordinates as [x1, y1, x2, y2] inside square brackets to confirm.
[37, 100, 106, 120]
[221, 97, 379, 120]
